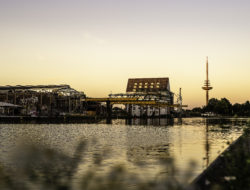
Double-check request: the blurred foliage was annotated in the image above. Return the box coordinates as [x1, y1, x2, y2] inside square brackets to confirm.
[0, 140, 196, 190]
[0, 140, 87, 190]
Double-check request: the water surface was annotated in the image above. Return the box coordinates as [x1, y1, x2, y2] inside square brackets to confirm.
[0, 117, 248, 184]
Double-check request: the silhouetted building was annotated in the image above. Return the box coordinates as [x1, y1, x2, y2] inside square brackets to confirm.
[0, 85, 86, 116]
[126, 78, 174, 117]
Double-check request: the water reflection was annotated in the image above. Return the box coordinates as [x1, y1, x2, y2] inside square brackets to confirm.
[205, 120, 210, 168]
[126, 144, 170, 163]
[125, 118, 174, 126]
[0, 117, 248, 184]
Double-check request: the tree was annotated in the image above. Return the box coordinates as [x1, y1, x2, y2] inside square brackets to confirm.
[218, 98, 232, 115]
[205, 98, 219, 113]
[205, 98, 232, 115]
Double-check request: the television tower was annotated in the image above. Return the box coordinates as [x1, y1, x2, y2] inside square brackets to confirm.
[202, 57, 213, 106]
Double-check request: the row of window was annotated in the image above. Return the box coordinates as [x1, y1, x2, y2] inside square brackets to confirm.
[133, 85, 160, 89]
[132, 107, 164, 110]
[133, 82, 160, 85]
[132, 82, 161, 90]
[132, 88, 160, 92]
[132, 110, 159, 113]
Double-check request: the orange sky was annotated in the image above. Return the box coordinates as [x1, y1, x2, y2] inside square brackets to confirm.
[0, 0, 250, 108]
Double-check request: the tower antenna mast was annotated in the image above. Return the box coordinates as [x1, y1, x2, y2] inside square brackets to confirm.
[202, 57, 213, 106]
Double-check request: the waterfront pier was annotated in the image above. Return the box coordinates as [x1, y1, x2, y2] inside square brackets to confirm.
[0, 78, 186, 122]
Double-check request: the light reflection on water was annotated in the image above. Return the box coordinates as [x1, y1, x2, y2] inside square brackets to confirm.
[0, 117, 248, 180]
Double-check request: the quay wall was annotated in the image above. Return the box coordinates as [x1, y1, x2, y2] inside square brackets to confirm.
[189, 131, 250, 190]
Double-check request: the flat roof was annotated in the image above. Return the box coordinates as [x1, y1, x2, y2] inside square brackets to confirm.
[0, 85, 70, 91]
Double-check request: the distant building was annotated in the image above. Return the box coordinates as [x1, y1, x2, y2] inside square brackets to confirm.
[125, 78, 174, 117]
[0, 85, 86, 116]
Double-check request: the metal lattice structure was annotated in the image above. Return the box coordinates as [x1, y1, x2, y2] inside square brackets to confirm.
[0, 85, 86, 116]
[81, 78, 187, 118]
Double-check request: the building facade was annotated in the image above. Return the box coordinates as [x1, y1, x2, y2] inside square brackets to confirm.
[125, 78, 173, 117]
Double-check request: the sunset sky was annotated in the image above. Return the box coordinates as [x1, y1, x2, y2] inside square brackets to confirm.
[0, 0, 249, 108]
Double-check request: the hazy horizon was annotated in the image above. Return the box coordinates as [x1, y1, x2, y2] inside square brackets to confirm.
[1, 0, 250, 108]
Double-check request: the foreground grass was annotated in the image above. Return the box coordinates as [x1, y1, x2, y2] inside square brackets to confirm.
[0, 139, 197, 190]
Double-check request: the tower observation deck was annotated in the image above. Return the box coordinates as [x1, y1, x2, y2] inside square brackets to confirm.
[202, 57, 213, 106]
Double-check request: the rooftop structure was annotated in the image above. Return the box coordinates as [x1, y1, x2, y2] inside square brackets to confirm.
[126, 78, 170, 93]
[0, 85, 70, 91]
[124, 77, 173, 117]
